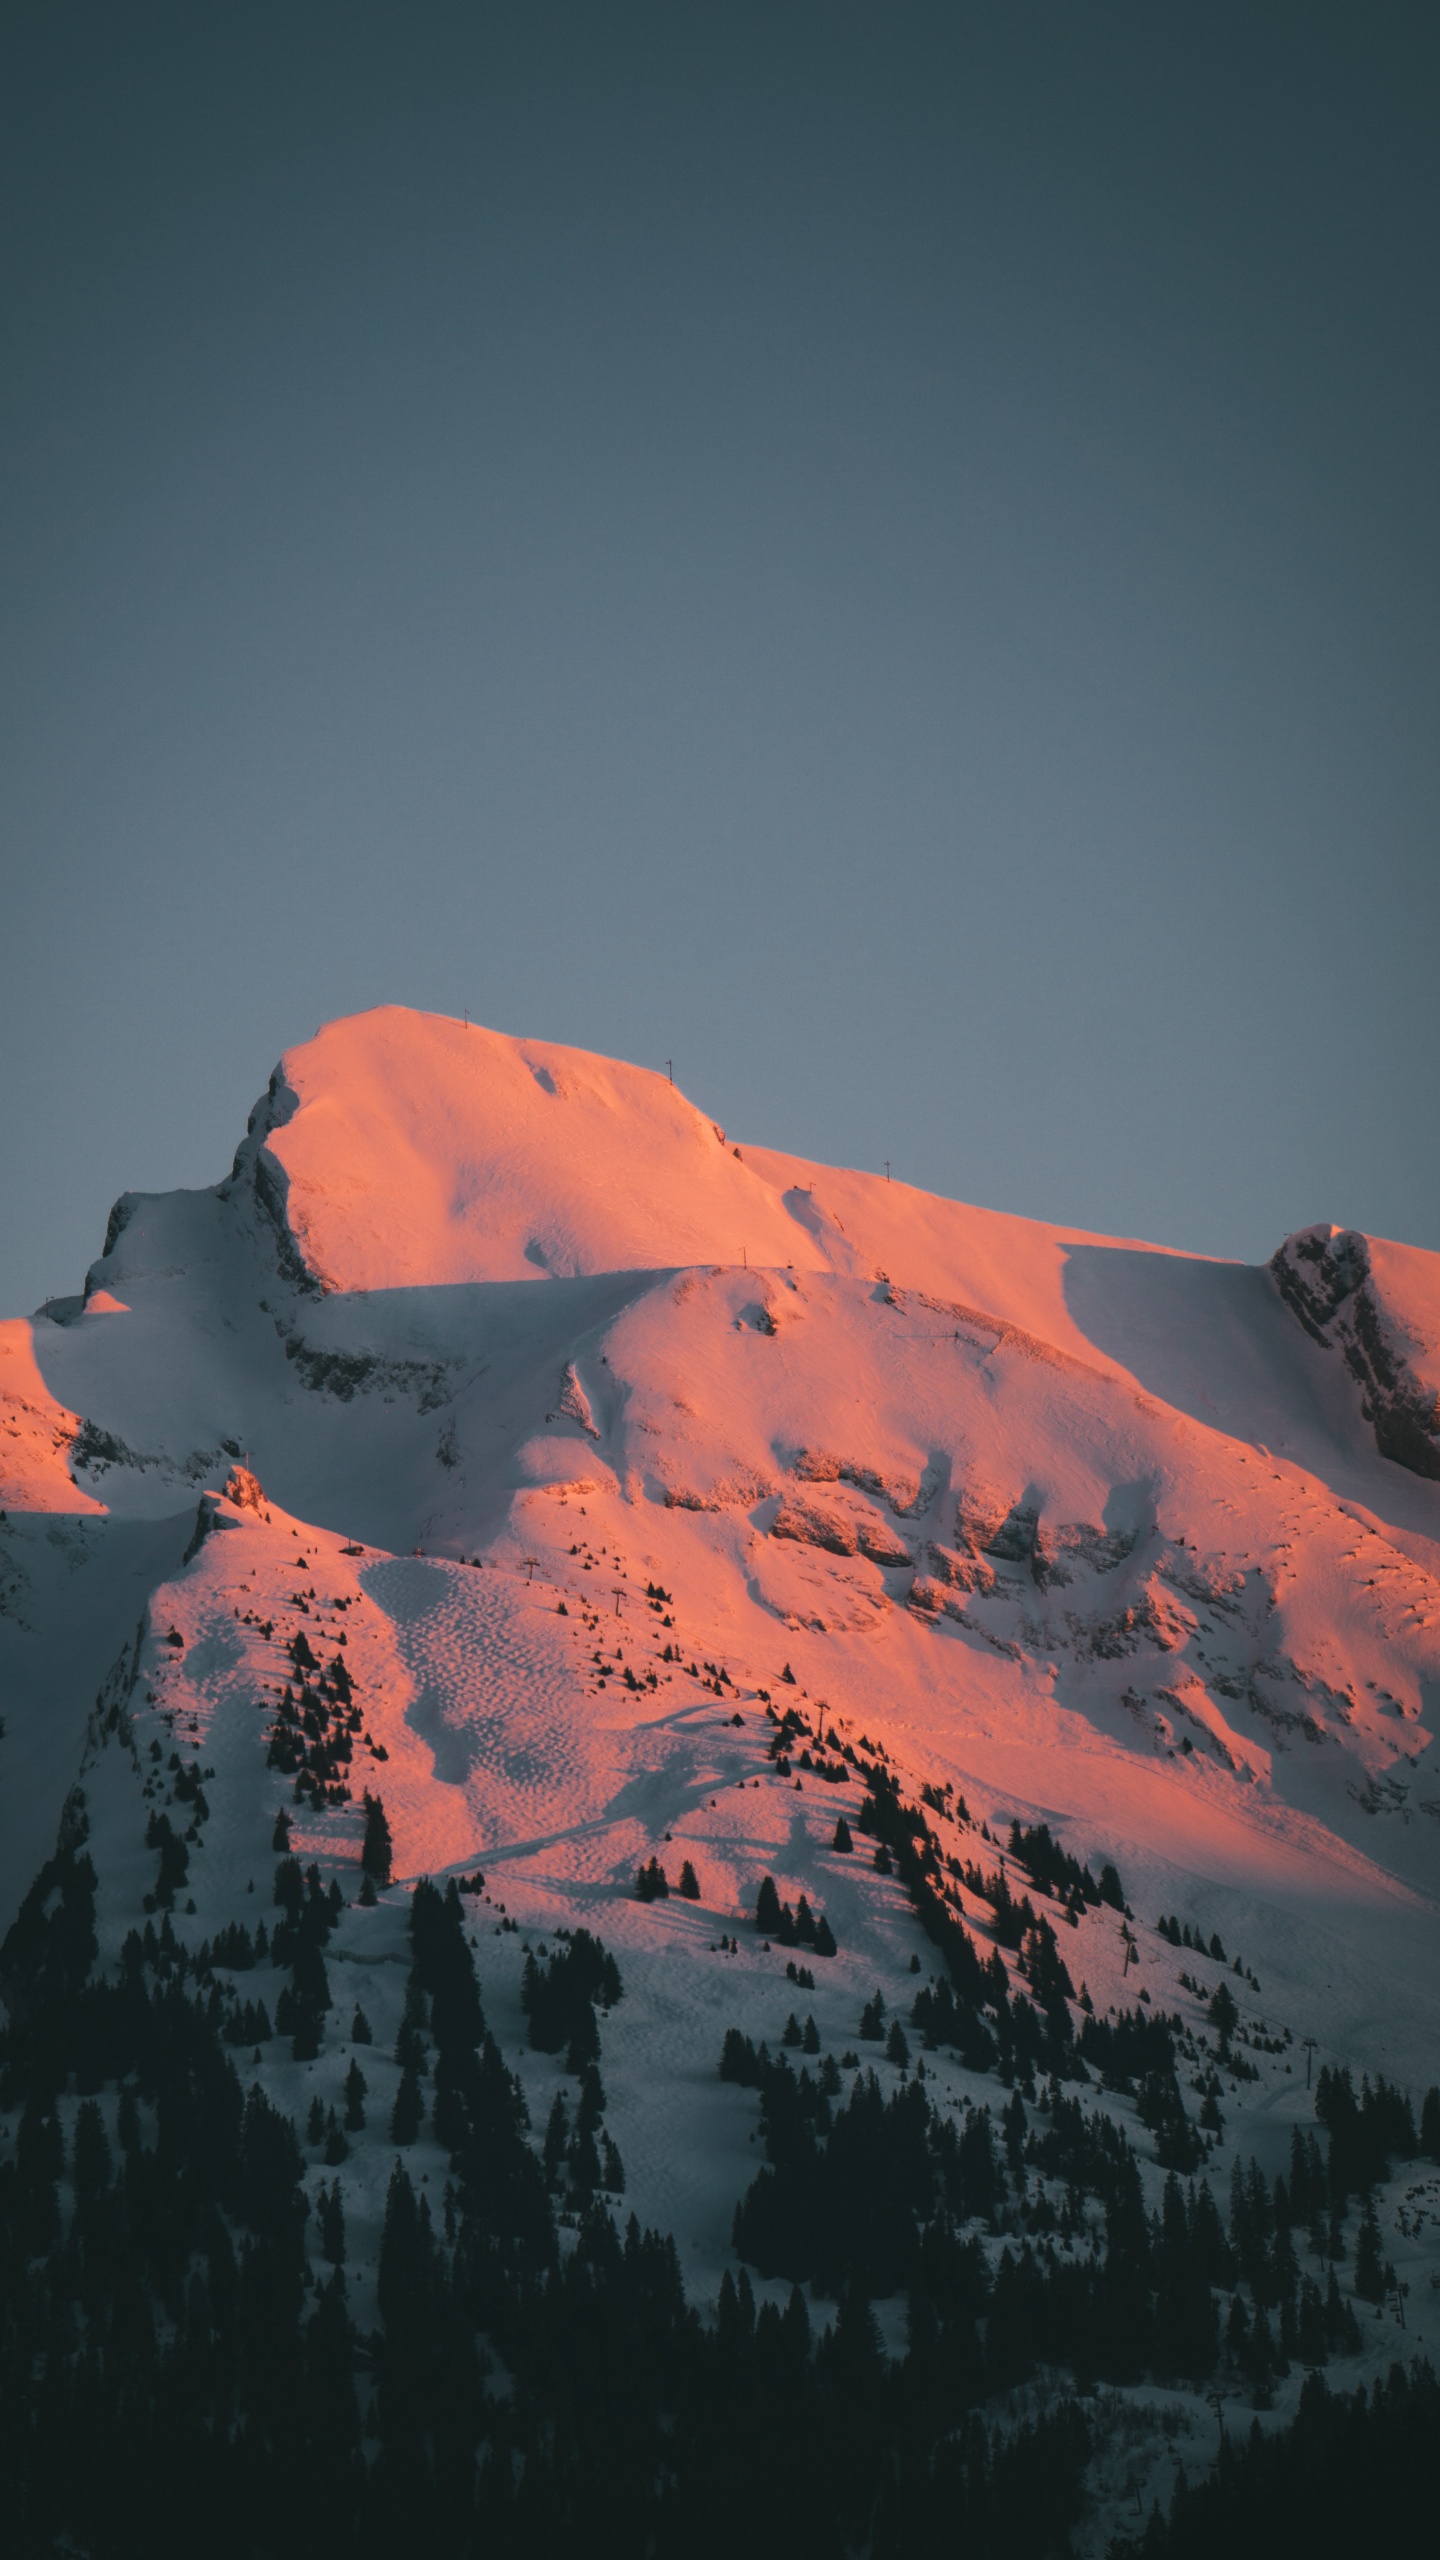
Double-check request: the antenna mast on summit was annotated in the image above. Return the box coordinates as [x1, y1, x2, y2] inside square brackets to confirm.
[665, 1060, 673, 1084]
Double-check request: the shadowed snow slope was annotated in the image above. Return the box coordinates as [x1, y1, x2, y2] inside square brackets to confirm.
[4, 1003, 1440, 2181]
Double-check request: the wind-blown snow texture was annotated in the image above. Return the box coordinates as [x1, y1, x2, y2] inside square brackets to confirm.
[3, 1003, 1440, 2498]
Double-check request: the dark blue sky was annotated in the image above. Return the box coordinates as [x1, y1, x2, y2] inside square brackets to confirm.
[3, 2, 1437, 1312]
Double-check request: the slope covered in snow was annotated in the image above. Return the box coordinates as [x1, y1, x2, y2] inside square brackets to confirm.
[3, 1003, 1440, 2545]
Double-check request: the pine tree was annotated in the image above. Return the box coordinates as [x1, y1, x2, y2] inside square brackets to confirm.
[885, 2020, 910, 2069]
[274, 1855, 304, 1919]
[319, 2180, 346, 2263]
[814, 1915, 837, 1958]
[1354, 2197, 1386, 2303]
[361, 1791, 393, 1886]
[71, 2097, 111, 2196]
[543, 2092, 569, 2186]
[1246, 2304, 1277, 2407]
[352, 2005, 373, 2044]
[859, 1993, 885, 2041]
[569, 2123, 600, 2199]
[802, 2015, 820, 2055]
[1420, 2085, 1440, 2160]
[1208, 1980, 1238, 2050]
[344, 2060, 368, 2131]
[1295, 2273, 1328, 2367]
[272, 1806, 292, 1851]
[307, 2094, 326, 2144]
[829, 2289, 885, 2394]
[782, 2013, 802, 2048]
[756, 1875, 782, 1933]
[391, 2066, 423, 2145]
[678, 1860, 701, 1899]
[576, 2061, 606, 2135]
[565, 2002, 600, 2073]
[832, 1817, 853, 1852]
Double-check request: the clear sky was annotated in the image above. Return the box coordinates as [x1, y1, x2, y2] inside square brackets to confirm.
[3, 1, 1437, 1315]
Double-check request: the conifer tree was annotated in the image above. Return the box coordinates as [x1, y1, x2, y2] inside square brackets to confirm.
[756, 1875, 782, 1933]
[565, 2001, 601, 2073]
[678, 1859, 701, 1899]
[362, 1791, 393, 1886]
[576, 2061, 606, 2135]
[832, 1817, 853, 1852]
[344, 2060, 368, 2130]
[543, 2092, 569, 2187]
[1354, 2196, 1386, 2303]
[1208, 1980, 1238, 2052]
[569, 2122, 601, 2198]
[71, 2096, 112, 2196]
[391, 2065, 424, 2145]
[319, 2179, 346, 2264]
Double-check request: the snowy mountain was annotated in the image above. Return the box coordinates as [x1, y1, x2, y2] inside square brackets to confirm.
[3, 1004, 1438, 2553]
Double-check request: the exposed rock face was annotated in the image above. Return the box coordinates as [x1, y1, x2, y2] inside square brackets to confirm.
[1271, 1225, 1440, 1479]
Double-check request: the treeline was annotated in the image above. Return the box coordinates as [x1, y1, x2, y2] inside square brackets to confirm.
[721, 2036, 1369, 2404]
[1109, 2361, 1440, 2560]
[2, 1776, 1435, 2559]
[0, 1812, 1096, 2560]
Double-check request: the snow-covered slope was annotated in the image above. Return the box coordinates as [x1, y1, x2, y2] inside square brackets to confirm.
[4, 1003, 1440, 2445]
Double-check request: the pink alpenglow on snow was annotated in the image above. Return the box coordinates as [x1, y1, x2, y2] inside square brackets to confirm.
[2, 1001, 1440, 2334]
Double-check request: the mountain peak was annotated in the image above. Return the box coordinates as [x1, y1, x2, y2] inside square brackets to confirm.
[238, 1005, 823, 1293]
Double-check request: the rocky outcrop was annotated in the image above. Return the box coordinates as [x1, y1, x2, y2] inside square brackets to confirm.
[1271, 1226, 1440, 1479]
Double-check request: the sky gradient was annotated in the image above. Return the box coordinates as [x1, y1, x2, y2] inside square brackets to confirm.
[3, 0, 1437, 1315]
